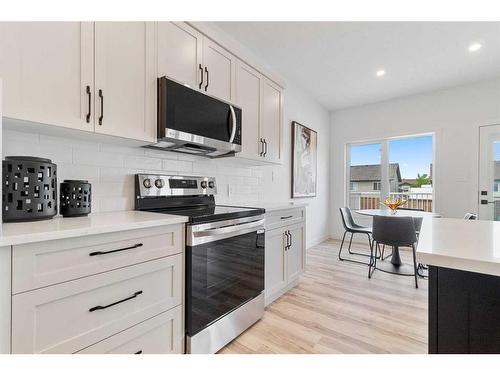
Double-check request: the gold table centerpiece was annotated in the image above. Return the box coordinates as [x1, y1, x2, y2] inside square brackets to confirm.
[381, 197, 407, 214]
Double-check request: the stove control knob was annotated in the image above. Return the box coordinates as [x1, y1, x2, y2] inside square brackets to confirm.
[200, 181, 208, 189]
[155, 178, 165, 188]
[208, 181, 215, 189]
[143, 178, 152, 189]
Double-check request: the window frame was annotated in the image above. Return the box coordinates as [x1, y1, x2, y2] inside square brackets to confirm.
[345, 133, 435, 212]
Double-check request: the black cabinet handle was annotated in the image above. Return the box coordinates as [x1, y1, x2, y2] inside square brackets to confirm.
[198, 64, 203, 89]
[135, 350, 143, 354]
[280, 215, 293, 220]
[285, 230, 290, 250]
[288, 231, 292, 248]
[98, 89, 104, 125]
[89, 290, 143, 312]
[89, 243, 143, 257]
[263, 139, 268, 157]
[204, 66, 209, 91]
[86, 85, 91, 123]
[259, 138, 264, 156]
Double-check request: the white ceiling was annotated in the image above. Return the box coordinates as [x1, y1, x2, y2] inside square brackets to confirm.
[214, 22, 500, 111]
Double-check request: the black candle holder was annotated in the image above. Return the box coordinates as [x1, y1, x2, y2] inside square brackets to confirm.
[2, 156, 58, 222]
[60, 180, 92, 217]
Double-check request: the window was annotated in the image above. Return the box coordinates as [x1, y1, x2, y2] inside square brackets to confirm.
[347, 134, 434, 212]
[347, 143, 381, 210]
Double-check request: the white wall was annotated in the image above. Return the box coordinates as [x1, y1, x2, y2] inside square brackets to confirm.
[2, 82, 330, 248]
[330, 78, 500, 238]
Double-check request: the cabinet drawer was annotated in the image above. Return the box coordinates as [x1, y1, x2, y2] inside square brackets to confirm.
[77, 306, 183, 354]
[12, 224, 183, 294]
[12, 255, 182, 354]
[265, 208, 304, 230]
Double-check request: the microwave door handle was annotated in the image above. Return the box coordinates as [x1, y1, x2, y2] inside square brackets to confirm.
[229, 105, 237, 143]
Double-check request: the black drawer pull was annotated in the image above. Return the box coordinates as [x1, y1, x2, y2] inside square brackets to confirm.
[280, 215, 293, 220]
[89, 290, 143, 312]
[135, 350, 143, 354]
[98, 89, 104, 125]
[89, 243, 143, 256]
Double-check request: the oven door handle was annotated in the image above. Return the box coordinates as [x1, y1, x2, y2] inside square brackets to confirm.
[189, 219, 265, 246]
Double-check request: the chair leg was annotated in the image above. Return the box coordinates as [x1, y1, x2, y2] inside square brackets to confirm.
[411, 244, 419, 289]
[338, 231, 348, 261]
[368, 240, 374, 278]
[347, 232, 354, 254]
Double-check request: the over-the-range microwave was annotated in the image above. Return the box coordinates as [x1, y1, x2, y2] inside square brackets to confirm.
[146, 76, 242, 158]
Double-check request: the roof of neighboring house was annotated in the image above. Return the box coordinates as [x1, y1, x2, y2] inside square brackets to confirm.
[350, 163, 401, 183]
[399, 179, 417, 186]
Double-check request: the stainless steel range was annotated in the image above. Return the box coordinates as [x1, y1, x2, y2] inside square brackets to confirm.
[135, 174, 265, 354]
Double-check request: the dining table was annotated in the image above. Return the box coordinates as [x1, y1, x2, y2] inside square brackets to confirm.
[356, 208, 441, 275]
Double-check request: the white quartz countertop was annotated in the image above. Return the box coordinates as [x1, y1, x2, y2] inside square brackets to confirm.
[417, 218, 500, 277]
[0, 211, 188, 247]
[229, 201, 308, 212]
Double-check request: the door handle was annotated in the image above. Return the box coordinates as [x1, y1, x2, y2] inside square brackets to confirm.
[89, 290, 143, 312]
[204, 66, 209, 91]
[85, 85, 91, 123]
[98, 89, 104, 125]
[288, 231, 292, 248]
[263, 139, 268, 157]
[481, 200, 495, 205]
[229, 105, 237, 143]
[284, 231, 289, 251]
[199, 64, 204, 90]
[259, 138, 264, 156]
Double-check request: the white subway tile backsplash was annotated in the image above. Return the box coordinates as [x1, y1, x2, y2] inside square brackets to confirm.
[2, 130, 269, 214]
[162, 159, 193, 172]
[73, 148, 125, 168]
[124, 155, 162, 170]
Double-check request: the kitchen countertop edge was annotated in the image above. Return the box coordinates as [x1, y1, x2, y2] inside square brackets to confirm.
[0, 211, 188, 247]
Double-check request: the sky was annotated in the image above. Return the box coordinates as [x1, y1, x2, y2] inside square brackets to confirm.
[350, 135, 433, 179]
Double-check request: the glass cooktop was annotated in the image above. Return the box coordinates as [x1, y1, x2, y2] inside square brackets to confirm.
[153, 205, 265, 224]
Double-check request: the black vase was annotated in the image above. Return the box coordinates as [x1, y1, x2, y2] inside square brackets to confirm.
[59, 180, 92, 217]
[2, 156, 58, 222]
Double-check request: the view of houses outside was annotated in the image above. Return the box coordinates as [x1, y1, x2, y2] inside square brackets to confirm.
[349, 135, 433, 211]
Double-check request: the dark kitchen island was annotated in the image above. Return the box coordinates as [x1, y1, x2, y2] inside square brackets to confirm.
[417, 218, 500, 354]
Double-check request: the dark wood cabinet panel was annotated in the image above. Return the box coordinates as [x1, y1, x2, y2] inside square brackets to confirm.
[429, 266, 500, 353]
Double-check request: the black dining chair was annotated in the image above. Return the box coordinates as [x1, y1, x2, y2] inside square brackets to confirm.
[338, 207, 373, 265]
[369, 215, 419, 288]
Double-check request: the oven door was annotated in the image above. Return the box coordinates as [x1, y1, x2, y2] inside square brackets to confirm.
[185, 216, 265, 336]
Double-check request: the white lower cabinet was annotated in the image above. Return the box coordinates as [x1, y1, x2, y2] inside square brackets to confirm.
[265, 208, 306, 306]
[77, 306, 183, 354]
[8, 224, 185, 354]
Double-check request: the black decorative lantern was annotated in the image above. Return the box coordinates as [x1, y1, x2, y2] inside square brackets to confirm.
[2, 156, 58, 222]
[60, 180, 92, 217]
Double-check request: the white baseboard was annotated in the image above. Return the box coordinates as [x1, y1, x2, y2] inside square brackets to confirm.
[306, 234, 331, 249]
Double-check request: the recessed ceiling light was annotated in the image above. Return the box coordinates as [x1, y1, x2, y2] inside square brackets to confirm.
[376, 70, 386, 77]
[468, 43, 482, 52]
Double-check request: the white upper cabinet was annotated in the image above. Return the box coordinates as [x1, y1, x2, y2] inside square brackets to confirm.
[94, 22, 155, 142]
[261, 77, 283, 164]
[202, 37, 235, 102]
[157, 22, 202, 89]
[0, 22, 94, 132]
[235, 61, 262, 159]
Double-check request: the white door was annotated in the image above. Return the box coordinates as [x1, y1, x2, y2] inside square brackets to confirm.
[157, 22, 203, 89]
[235, 60, 262, 160]
[286, 223, 305, 282]
[202, 37, 234, 102]
[479, 124, 500, 220]
[265, 228, 287, 303]
[0, 22, 94, 132]
[261, 77, 283, 163]
[94, 22, 155, 142]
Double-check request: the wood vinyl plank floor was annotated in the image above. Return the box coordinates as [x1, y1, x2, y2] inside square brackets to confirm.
[219, 238, 428, 354]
